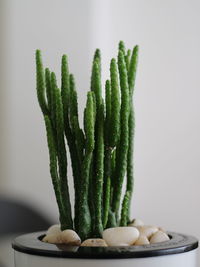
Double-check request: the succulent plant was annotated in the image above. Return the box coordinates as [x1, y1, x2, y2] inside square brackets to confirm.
[35, 41, 138, 240]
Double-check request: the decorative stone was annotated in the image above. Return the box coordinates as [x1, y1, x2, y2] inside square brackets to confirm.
[81, 238, 108, 247]
[61, 230, 81, 246]
[103, 227, 139, 246]
[129, 218, 144, 227]
[150, 230, 170, 244]
[137, 225, 158, 239]
[158, 227, 166, 233]
[46, 224, 61, 236]
[134, 235, 150, 245]
[42, 234, 62, 244]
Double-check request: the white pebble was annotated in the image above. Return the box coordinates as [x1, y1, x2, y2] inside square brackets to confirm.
[129, 218, 144, 227]
[43, 233, 62, 244]
[81, 238, 107, 247]
[137, 225, 158, 239]
[61, 230, 81, 246]
[103, 227, 139, 246]
[46, 224, 61, 236]
[150, 231, 170, 244]
[134, 235, 150, 245]
[158, 227, 166, 233]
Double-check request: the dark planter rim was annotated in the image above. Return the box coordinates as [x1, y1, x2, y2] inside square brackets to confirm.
[12, 231, 198, 259]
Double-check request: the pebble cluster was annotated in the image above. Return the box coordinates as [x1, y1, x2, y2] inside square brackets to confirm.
[42, 219, 170, 247]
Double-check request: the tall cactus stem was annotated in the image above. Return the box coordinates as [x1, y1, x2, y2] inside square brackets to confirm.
[109, 58, 120, 148]
[44, 115, 67, 229]
[103, 148, 111, 228]
[125, 49, 131, 71]
[45, 68, 52, 111]
[35, 50, 49, 115]
[93, 102, 104, 237]
[112, 50, 130, 221]
[128, 45, 139, 96]
[120, 191, 130, 226]
[125, 45, 138, 221]
[119, 40, 126, 57]
[54, 86, 73, 229]
[61, 55, 81, 231]
[78, 92, 95, 240]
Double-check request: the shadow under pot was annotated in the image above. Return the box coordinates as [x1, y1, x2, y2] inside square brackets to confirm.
[12, 231, 198, 267]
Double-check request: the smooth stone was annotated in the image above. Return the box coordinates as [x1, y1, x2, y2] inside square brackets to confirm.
[134, 235, 150, 245]
[42, 233, 62, 244]
[46, 224, 61, 236]
[150, 231, 170, 244]
[81, 239, 107, 247]
[137, 225, 158, 239]
[129, 218, 144, 227]
[103, 227, 139, 246]
[61, 230, 81, 246]
[158, 227, 166, 233]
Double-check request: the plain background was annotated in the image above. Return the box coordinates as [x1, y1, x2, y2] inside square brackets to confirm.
[0, 0, 199, 265]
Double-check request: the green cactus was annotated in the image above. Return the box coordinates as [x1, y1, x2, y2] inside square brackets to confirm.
[119, 40, 126, 57]
[105, 80, 111, 145]
[44, 115, 66, 228]
[120, 191, 130, 226]
[109, 58, 120, 148]
[45, 68, 52, 111]
[112, 50, 130, 222]
[125, 49, 131, 71]
[126, 45, 139, 222]
[93, 102, 104, 237]
[128, 45, 139, 96]
[35, 50, 49, 116]
[78, 92, 95, 239]
[35, 41, 139, 240]
[54, 86, 73, 229]
[91, 49, 101, 91]
[103, 80, 111, 228]
[103, 58, 121, 227]
[61, 55, 81, 231]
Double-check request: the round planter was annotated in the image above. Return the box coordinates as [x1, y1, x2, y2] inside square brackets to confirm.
[12, 231, 198, 267]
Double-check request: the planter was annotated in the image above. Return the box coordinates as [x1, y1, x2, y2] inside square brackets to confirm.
[12, 231, 198, 267]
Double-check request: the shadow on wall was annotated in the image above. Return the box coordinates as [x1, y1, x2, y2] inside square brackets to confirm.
[0, 196, 53, 237]
[0, 196, 53, 267]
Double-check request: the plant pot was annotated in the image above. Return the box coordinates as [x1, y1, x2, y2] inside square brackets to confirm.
[12, 231, 198, 267]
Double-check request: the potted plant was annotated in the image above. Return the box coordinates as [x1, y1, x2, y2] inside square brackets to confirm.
[12, 41, 198, 267]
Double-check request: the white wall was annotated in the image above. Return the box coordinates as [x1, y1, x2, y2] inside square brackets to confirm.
[0, 0, 199, 253]
[0, 0, 93, 220]
[102, 0, 200, 238]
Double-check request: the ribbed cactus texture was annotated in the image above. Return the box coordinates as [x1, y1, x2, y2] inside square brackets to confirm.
[35, 41, 138, 240]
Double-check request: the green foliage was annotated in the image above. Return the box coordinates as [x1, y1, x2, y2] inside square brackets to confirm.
[61, 54, 70, 120]
[120, 191, 130, 226]
[35, 50, 49, 116]
[43, 116, 64, 223]
[93, 102, 104, 237]
[126, 45, 139, 222]
[45, 68, 51, 110]
[78, 92, 95, 239]
[119, 40, 126, 57]
[35, 41, 139, 239]
[128, 45, 139, 96]
[109, 58, 120, 148]
[111, 50, 130, 221]
[105, 80, 111, 145]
